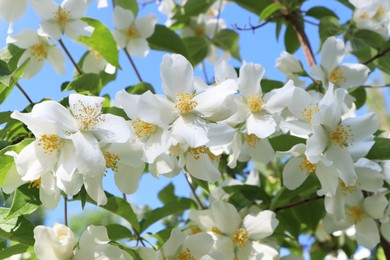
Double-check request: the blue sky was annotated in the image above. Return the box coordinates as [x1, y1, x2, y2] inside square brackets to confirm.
[0, 0, 384, 247]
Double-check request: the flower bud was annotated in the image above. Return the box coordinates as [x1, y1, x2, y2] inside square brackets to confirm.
[275, 51, 304, 74]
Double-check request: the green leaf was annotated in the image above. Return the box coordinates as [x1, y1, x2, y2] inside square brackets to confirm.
[0, 82, 14, 105]
[78, 18, 120, 68]
[319, 16, 344, 43]
[173, 0, 216, 20]
[269, 135, 305, 151]
[0, 243, 30, 259]
[352, 29, 386, 49]
[306, 6, 338, 20]
[348, 87, 366, 109]
[62, 73, 100, 95]
[374, 51, 390, 75]
[0, 44, 25, 69]
[232, 0, 271, 15]
[259, 3, 283, 21]
[183, 36, 210, 65]
[262, 79, 284, 93]
[9, 216, 35, 245]
[212, 29, 241, 61]
[223, 185, 271, 206]
[114, 0, 138, 15]
[158, 183, 176, 204]
[106, 224, 133, 241]
[0, 208, 17, 232]
[284, 25, 300, 54]
[125, 82, 155, 95]
[148, 25, 190, 58]
[366, 137, 390, 160]
[140, 197, 193, 232]
[6, 184, 41, 220]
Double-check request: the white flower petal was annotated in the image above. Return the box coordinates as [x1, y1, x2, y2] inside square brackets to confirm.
[356, 218, 380, 249]
[364, 193, 388, 219]
[83, 174, 107, 205]
[172, 114, 209, 148]
[246, 113, 276, 139]
[113, 6, 134, 30]
[337, 63, 369, 89]
[126, 38, 150, 58]
[321, 36, 345, 71]
[282, 157, 309, 190]
[136, 14, 157, 38]
[238, 62, 264, 97]
[40, 172, 60, 209]
[244, 210, 278, 240]
[185, 151, 221, 183]
[211, 201, 241, 234]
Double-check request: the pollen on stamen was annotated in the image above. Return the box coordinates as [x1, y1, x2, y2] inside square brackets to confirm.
[338, 180, 357, 195]
[126, 24, 139, 38]
[177, 248, 196, 260]
[328, 67, 346, 86]
[104, 151, 120, 172]
[247, 94, 265, 113]
[30, 44, 47, 61]
[299, 157, 317, 176]
[54, 8, 71, 26]
[232, 228, 249, 248]
[329, 125, 352, 147]
[175, 93, 198, 114]
[347, 206, 364, 224]
[188, 146, 219, 161]
[37, 134, 62, 155]
[28, 178, 41, 189]
[374, 6, 385, 19]
[131, 118, 156, 138]
[209, 226, 222, 234]
[73, 100, 105, 131]
[301, 103, 320, 124]
[194, 27, 205, 36]
[245, 134, 260, 148]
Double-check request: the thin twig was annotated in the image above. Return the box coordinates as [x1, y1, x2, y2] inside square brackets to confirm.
[233, 15, 282, 32]
[15, 82, 33, 105]
[124, 48, 143, 82]
[304, 19, 319, 26]
[274, 195, 324, 212]
[213, 0, 224, 37]
[363, 47, 390, 65]
[58, 39, 83, 75]
[184, 173, 206, 209]
[122, 193, 146, 247]
[64, 196, 68, 226]
[201, 61, 210, 84]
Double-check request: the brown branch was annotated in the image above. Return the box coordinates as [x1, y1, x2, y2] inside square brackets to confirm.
[363, 47, 390, 65]
[233, 15, 282, 32]
[58, 39, 83, 75]
[274, 195, 324, 212]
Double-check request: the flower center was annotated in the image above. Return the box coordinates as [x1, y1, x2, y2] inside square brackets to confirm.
[28, 178, 41, 189]
[347, 206, 364, 224]
[73, 100, 105, 131]
[176, 248, 195, 260]
[328, 67, 346, 86]
[54, 8, 71, 26]
[188, 146, 219, 161]
[175, 93, 198, 114]
[194, 27, 205, 36]
[232, 228, 248, 248]
[131, 118, 156, 138]
[358, 12, 370, 19]
[374, 6, 385, 19]
[299, 157, 316, 175]
[245, 134, 260, 148]
[329, 125, 351, 147]
[247, 94, 265, 113]
[30, 44, 47, 61]
[191, 226, 202, 234]
[126, 24, 139, 38]
[208, 226, 222, 234]
[103, 151, 120, 172]
[301, 103, 320, 124]
[338, 180, 357, 195]
[37, 134, 62, 155]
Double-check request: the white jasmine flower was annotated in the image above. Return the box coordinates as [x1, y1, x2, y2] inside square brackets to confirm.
[6, 29, 66, 79]
[0, 0, 28, 23]
[275, 51, 305, 87]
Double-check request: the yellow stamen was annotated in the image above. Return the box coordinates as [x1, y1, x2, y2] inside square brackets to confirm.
[299, 157, 316, 175]
[188, 146, 219, 161]
[177, 248, 195, 260]
[247, 94, 265, 113]
[175, 93, 198, 114]
[338, 180, 357, 195]
[194, 27, 205, 36]
[73, 100, 105, 130]
[54, 8, 71, 26]
[191, 226, 202, 234]
[328, 67, 346, 86]
[209, 226, 222, 234]
[131, 118, 156, 138]
[245, 134, 260, 148]
[301, 103, 320, 124]
[37, 134, 62, 155]
[103, 151, 120, 172]
[329, 125, 351, 147]
[232, 228, 248, 248]
[30, 44, 47, 61]
[126, 24, 139, 38]
[28, 178, 41, 189]
[374, 6, 385, 19]
[347, 206, 364, 224]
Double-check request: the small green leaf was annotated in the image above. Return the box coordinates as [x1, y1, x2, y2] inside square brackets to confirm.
[10, 216, 35, 245]
[0, 44, 25, 69]
[319, 16, 344, 43]
[0, 243, 30, 259]
[140, 198, 193, 232]
[232, 0, 271, 15]
[183, 36, 210, 65]
[348, 87, 366, 109]
[366, 137, 390, 160]
[106, 224, 133, 241]
[0, 208, 17, 232]
[114, 0, 138, 15]
[125, 82, 155, 95]
[353, 29, 386, 49]
[284, 25, 300, 54]
[212, 29, 241, 61]
[259, 3, 283, 21]
[6, 184, 41, 220]
[269, 135, 305, 151]
[223, 185, 271, 206]
[148, 25, 190, 58]
[262, 79, 284, 93]
[62, 73, 100, 94]
[173, 0, 216, 21]
[306, 6, 338, 20]
[158, 183, 175, 204]
[0, 82, 14, 105]
[78, 18, 120, 68]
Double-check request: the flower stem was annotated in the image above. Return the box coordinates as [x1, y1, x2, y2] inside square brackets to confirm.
[124, 48, 143, 82]
[363, 46, 390, 65]
[15, 82, 33, 105]
[201, 61, 210, 85]
[122, 193, 146, 246]
[58, 39, 83, 75]
[64, 196, 68, 226]
[274, 195, 324, 212]
[184, 173, 206, 210]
